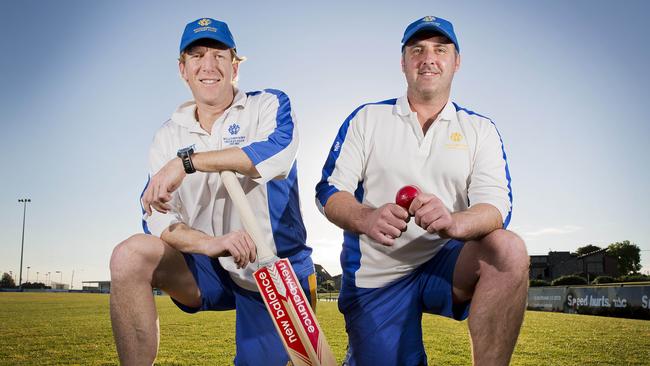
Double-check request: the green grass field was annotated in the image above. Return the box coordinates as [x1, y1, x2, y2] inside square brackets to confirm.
[1, 293, 648, 365]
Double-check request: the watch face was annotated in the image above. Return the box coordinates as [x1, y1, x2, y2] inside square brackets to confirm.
[177, 146, 194, 157]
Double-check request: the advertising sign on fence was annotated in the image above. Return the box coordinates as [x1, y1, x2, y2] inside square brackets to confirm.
[528, 285, 649, 319]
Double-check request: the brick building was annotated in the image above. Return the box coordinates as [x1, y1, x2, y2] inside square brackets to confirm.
[530, 248, 618, 282]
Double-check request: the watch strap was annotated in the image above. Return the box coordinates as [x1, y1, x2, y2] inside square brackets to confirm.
[177, 148, 196, 174]
[180, 153, 195, 174]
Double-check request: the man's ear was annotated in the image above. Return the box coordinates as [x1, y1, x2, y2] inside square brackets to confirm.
[232, 61, 239, 82]
[179, 61, 188, 81]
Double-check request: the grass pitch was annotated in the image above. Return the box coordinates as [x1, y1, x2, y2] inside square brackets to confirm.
[1, 293, 648, 365]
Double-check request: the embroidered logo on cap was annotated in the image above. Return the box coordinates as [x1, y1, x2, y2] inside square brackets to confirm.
[423, 16, 436, 22]
[194, 18, 217, 33]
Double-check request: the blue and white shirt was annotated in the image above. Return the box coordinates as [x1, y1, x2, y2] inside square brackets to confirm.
[143, 88, 312, 291]
[316, 96, 512, 288]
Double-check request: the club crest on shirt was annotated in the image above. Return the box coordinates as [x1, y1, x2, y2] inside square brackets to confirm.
[450, 132, 463, 142]
[446, 132, 468, 149]
[223, 123, 245, 146]
[228, 123, 240, 135]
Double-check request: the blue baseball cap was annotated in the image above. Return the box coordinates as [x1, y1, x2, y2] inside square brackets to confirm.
[401, 16, 459, 53]
[179, 17, 236, 54]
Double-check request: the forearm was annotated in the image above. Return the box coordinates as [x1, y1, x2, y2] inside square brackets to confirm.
[450, 203, 503, 241]
[193, 147, 260, 177]
[160, 222, 213, 255]
[323, 191, 373, 235]
[161, 222, 256, 267]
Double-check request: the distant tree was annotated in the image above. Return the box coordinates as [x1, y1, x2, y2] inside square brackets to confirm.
[551, 275, 587, 286]
[529, 279, 550, 287]
[607, 240, 642, 275]
[319, 279, 335, 292]
[574, 244, 602, 256]
[591, 276, 616, 285]
[616, 274, 650, 283]
[1, 272, 16, 288]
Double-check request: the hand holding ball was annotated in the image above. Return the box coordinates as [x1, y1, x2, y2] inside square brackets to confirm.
[395, 185, 420, 211]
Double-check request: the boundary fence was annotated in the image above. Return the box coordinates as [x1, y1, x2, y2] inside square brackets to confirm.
[528, 284, 649, 319]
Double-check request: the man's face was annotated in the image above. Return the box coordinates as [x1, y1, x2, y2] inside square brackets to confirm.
[179, 40, 238, 105]
[401, 33, 460, 100]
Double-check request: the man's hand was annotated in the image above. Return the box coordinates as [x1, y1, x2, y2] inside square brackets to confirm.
[202, 230, 257, 269]
[361, 204, 409, 246]
[410, 193, 457, 238]
[142, 158, 186, 215]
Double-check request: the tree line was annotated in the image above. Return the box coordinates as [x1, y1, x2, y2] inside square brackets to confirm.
[573, 240, 642, 275]
[0, 273, 50, 289]
[530, 240, 647, 287]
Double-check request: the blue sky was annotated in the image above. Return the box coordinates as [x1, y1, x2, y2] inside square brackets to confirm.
[1, 0, 649, 287]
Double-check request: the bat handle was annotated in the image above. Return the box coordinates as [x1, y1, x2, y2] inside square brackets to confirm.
[219, 170, 276, 262]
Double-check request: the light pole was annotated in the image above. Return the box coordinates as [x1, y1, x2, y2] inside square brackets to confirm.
[18, 198, 31, 290]
[36, 271, 39, 283]
[26, 266, 30, 283]
[56, 271, 63, 286]
[70, 269, 75, 290]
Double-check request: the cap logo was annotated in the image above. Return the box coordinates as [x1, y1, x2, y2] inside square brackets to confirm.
[194, 21, 217, 34]
[423, 16, 436, 22]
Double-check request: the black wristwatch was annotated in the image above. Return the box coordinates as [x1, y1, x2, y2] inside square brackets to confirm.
[177, 146, 196, 174]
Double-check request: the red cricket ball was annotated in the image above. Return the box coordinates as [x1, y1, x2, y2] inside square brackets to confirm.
[395, 185, 421, 210]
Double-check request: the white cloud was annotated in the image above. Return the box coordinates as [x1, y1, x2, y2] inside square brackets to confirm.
[309, 238, 343, 275]
[523, 225, 583, 237]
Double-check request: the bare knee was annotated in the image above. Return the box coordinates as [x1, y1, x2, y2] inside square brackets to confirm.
[110, 234, 163, 283]
[480, 229, 529, 275]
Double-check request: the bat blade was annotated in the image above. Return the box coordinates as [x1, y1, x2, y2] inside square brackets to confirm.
[220, 171, 336, 366]
[255, 258, 336, 366]
[254, 262, 311, 364]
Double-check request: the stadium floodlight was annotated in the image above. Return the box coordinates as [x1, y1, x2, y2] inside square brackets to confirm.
[18, 198, 31, 291]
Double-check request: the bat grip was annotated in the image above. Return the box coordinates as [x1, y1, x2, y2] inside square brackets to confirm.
[219, 171, 276, 262]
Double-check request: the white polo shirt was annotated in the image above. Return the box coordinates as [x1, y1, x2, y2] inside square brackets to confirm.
[316, 96, 512, 288]
[143, 89, 312, 291]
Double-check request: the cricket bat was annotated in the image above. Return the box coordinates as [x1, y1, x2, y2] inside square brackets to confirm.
[220, 170, 336, 366]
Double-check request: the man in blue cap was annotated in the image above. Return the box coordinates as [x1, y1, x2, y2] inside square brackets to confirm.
[110, 17, 316, 365]
[316, 16, 528, 365]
